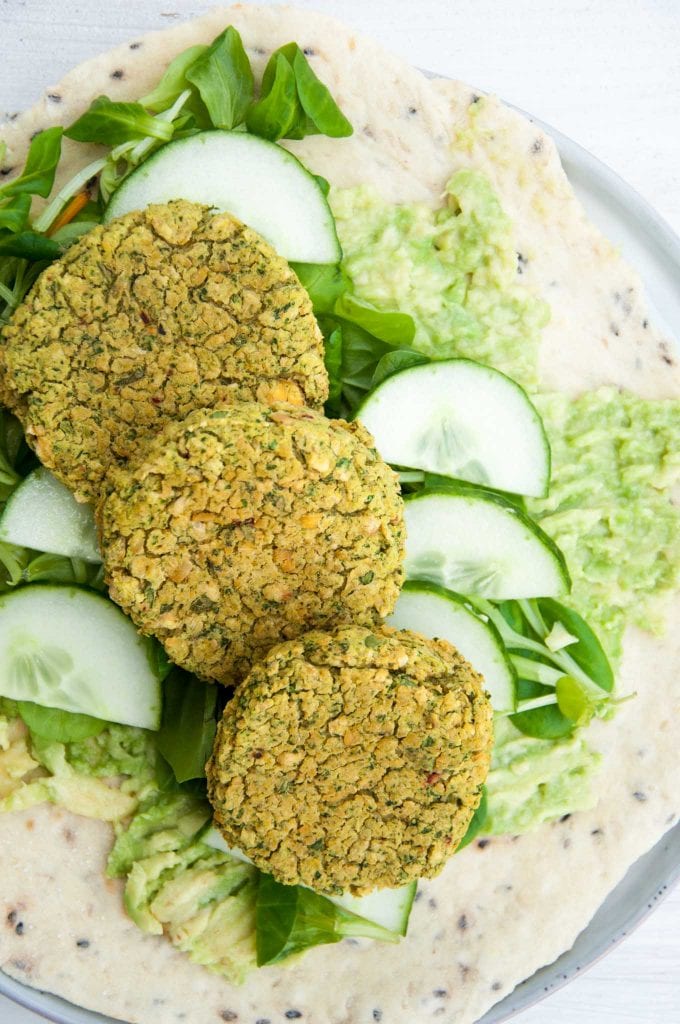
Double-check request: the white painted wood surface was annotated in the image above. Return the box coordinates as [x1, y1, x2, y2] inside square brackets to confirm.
[0, 1, 678, 1022]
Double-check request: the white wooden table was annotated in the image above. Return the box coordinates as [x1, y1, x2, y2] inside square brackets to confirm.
[1, 1, 679, 1021]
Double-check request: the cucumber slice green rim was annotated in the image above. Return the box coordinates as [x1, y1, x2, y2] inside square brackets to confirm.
[388, 579, 517, 712]
[0, 467, 101, 563]
[105, 130, 341, 264]
[354, 358, 551, 498]
[404, 486, 571, 601]
[0, 584, 162, 730]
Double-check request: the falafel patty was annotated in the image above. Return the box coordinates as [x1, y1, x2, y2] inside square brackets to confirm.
[0, 200, 328, 502]
[207, 625, 493, 895]
[98, 402, 405, 686]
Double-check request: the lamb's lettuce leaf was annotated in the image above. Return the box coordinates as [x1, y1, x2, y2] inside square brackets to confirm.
[16, 702, 107, 743]
[65, 97, 174, 145]
[185, 27, 254, 130]
[156, 670, 218, 784]
[255, 874, 398, 967]
[0, 127, 62, 199]
[248, 43, 352, 141]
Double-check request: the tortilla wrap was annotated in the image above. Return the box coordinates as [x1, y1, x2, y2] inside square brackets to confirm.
[1, 6, 678, 1023]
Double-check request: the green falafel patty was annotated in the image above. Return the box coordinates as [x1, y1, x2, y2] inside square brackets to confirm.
[207, 625, 493, 895]
[0, 200, 328, 502]
[98, 402, 405, 686]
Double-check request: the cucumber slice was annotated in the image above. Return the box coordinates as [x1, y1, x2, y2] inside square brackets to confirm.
[404, 488, 570, 600]
[105, 131, 341, 264]
[203, 828, 254, 866]
[330, 883, 416, 937]
[355, 359, 550, 497]
[387, 580, 516, 712]
[0, 467, 101, 563]
[0, 585, 161, 729]
[203, 828, 416, 936]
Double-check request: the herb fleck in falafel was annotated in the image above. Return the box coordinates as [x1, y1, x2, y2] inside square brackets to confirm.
[207, 625, 493, 895]
[98, 402, 405, 686]
[0, 200, 328, 501]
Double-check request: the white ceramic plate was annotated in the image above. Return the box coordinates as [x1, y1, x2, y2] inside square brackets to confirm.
[1, 109, 679, 1024]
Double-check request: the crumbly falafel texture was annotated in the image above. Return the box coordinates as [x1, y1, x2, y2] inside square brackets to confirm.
[207, 625, 493, 895]
[0, 200, 328, 502]
[98, 402, 405, 686]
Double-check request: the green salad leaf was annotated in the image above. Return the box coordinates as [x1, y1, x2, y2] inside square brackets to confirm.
[246, 53, 299, 140]
[456, 786, 488, 850]
[16, 701, 107, 742]
[290, 261, 347, 312]
[322, 326, 343, 409]
[0, 545, 104, 593]
[555, 676, 617, 728]
[0, 195, 31, 233]
[320, 319, 393, 416]
[255, 874, 398, 966]
[334, 293, 415, 346]
[294, 258, 420, 418]
[156, 669, 218, 783]
[185, 27, 254, 130]
[0, 231, 61, 262]
[0, 127, 63, 200]
[473, 597, 615, 740]
[65, 97, 174, 145]
[371, 349, 429, 389]
[248, 43, 352, 142]
[141, 44, 209, 115]
[536, 598, 614, 693]
[0, 410, 32, 496]
[288, 44, 353, 138]
[510, 678, 574, 740]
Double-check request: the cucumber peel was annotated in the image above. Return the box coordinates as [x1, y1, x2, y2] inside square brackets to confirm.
[404, 486, 570, 601]
[0, 585, 162, 729]
[0, 467, 101, 563]
[355, 359, 550, 497]
[105, 130, 341, 263]
[388, 580, 517, 712]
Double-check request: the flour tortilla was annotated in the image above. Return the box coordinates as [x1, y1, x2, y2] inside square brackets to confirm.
[1, 6, 679, 1024]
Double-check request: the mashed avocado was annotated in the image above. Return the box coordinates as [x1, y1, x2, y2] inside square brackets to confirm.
[332, 170, 549, 390]
[482, 717, 600, 836]
[0, 698, 158, 820]
[107, 790, 258, 982]
[531, 388, 680, 662]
